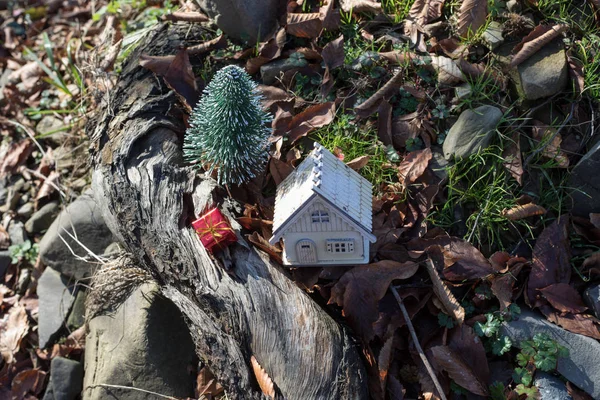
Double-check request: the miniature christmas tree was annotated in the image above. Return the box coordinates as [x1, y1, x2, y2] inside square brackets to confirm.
[183, 65, 272, 185]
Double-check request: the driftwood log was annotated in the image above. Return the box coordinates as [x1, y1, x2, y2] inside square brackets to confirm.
[88, 22, 368, 399]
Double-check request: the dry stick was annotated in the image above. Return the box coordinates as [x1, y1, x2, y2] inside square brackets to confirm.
[390, 286, 448, 400]
[164, 11, 209, 23]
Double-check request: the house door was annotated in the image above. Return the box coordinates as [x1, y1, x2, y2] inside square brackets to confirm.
[296, 239, 317, 264]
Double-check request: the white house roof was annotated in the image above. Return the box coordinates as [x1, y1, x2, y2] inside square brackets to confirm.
[270, 142, 375, 243]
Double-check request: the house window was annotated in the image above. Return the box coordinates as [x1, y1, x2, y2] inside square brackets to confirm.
[327, 239, 354, 253]
[311, 210, 330, 223]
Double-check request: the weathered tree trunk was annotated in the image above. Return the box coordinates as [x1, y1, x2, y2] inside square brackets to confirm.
[88, 23, 368, 399]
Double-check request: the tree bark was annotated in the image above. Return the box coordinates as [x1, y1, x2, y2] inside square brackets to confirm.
[88, 22, 368, 399]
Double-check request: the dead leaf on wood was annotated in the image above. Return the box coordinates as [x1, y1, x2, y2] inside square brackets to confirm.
[541, 306, 600, 340]
[457, 0, 488, 38]
[0, 304, 29, 364]
[139, 48, 198, 110]
[432, 55, 465, 85]
[287, 13, 323, 38]
[188, 34, 227, 55]
[340, 0, 382, 13]
[502, 203, 546, 220]
[397, 148, 432, 187]
[409, 0, 445, 26]
[538, 283, 588, 314]
[197, 366, 225, 397]
[531, 122, 569, 167]
[527, 216, 571, 308]
[251, 356, 276, 398]
[321, 36, 344, 98]
[287, 102, 335, 143]
[356, 70, 403, 118]
[426, 251, 465, 324]
[247, 231, 283, 265]
[511, 24, 568, 67]
[346, 155, 370, 170]
[431, 345, 489, 396]
[11, 369, 46, 399]
[329, 261, 420, 341]
[0, 139, 34, 177]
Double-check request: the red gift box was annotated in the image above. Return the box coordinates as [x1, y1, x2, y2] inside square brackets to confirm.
[192, 208, 237, 253]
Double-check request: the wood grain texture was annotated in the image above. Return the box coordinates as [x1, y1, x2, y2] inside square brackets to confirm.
[87, 23, 367, 399]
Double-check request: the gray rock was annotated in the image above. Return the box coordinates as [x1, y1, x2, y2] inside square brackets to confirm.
[83, 282, 196, 400]
[534, 372, 572, 400]
[482, 21, 504, 50]
[0, 177, 24, 213]
[8, 220, 27, 246]
[430, 147, 450, 183]
[67, 289, 86, 329]
[39, 190, 114, 280]
[500, 309, 600, 399]
[260, 58, 304, 85]
[0, 250, 11, 280]
[43, 357, 84, 400]
[102, 242, 122, 258]
[38, 267, 76, 348]
[455, 83, 472, 100]
[513, 40, 568, 100]
[16, 202, 34, 219]
[569, 141, 600, 216]
[195, 0, 279, 43]
[442, 105, 503, 160]
[25, 202, 59, 233]
[584, 284, 600, 319]
[36, 115, 66, 143]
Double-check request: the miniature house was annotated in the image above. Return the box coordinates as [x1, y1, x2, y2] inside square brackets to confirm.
[269, 142, 376, 266]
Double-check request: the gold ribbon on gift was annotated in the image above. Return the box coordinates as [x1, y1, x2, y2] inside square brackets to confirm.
[195, 217, 233, 241]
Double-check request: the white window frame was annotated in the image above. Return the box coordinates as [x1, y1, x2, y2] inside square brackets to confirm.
[326, 239, 355, 254]
[311, 210, 330, 223]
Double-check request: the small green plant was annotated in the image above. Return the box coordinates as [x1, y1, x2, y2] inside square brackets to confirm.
[474, 305, 521, 356]
[511, 333, 568, 399]
[9, 240, 39, 265]
[184, 65, 272, 185]
[313, 113, 398, 192]
[438, 312, 455, 329]
[294, 72, 321, 100]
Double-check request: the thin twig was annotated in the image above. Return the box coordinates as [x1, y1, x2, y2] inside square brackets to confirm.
[0, 117, 46, 157]
[522, 102, 576, 170]
[390, 286, 447, 400]
[91, 384, 196, 399]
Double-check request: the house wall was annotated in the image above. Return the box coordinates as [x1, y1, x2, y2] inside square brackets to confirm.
[282, 199, 368, 265]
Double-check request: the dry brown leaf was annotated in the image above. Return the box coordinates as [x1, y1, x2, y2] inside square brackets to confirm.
[320, 0, 340, 30]
[511, 24, 568, 67]
[538, 283, 588, 314]
[0, 138, 34, 177]
[457, 0, 488, 38]
[409, 0, 445, 26]
[10, 369, 46, 399]
[346, 155, 371, 170]
[287, 13, 323, 38]
[502, 203, 546, 220]
[356, 70, 403, 117]
[432, 55, 465, 85]
[247, 231, 283, 265]
[329, 261, 420, 341]
[340, 0, 382, 13]
[541, 306, 600, 339]
[397, 148, 432, 187]
[197, 366, 225, 397]
[287, 102, 336, 143]
[378, 50, 417, 64]
[426, 255, 465, 324]
[531, 122, 569, 168]
[269, 157, 294, 186]
[431, 345, 489, 396]
[35, 170, 60, 203]
[502, 132, 523, 185]
[0, 304, 29, 364]
[251, 356, 275, 398]
[321, 36, 345, 98]
[0, 225, 10, 249]
[246, 29, 287, 75]
[378, 335, 394, 395]
[377, 100, 393, 146]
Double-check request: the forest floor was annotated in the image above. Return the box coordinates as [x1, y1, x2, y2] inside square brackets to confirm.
[2, 0, 600, 399]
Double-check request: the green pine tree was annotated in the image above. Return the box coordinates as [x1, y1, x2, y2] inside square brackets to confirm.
[184, 65, 272, 185]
